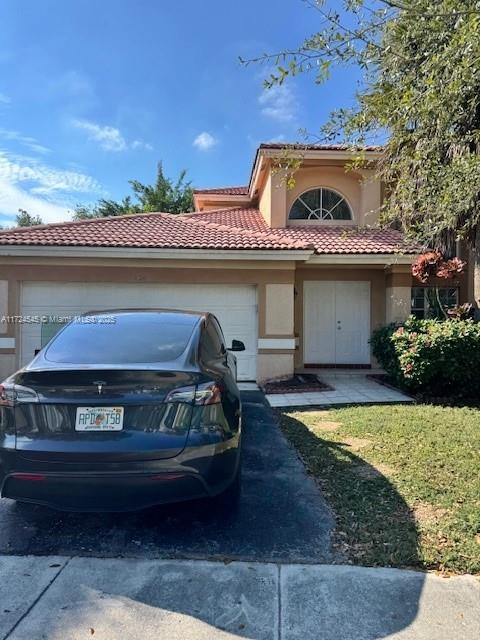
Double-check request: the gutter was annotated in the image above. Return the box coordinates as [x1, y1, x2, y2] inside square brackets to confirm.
[0, 245, 315, 262]
[306, 253, 415, 265]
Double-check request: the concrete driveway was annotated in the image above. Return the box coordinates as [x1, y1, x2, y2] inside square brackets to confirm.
[0, 391, 334, 562]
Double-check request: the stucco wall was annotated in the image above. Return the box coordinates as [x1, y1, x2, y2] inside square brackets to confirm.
[264, 284, 294, 335]
[0, 279, 16, 380]
[286, 166, 363, 223]
[385, 286, 411, 323]
[0, 256, 417, 382]
[0, 280, 8, 335]
[257, 161, 382, 229]
[259, 170, 286, 229]
[257, 352, 294, 382]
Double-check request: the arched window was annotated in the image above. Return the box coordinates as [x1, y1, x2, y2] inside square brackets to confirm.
[289, 188, 352, 221]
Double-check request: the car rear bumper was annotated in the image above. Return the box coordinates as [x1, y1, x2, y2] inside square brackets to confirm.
[0, 437, 240, 512]
[2, 470, 210, 511]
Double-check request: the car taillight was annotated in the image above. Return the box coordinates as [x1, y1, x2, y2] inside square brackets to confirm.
[0, 383, 39, 406]
[188, 382, 228, 441]
[0, 384, 15, 407]
[165, 386, 196, 404]
[194, 382, 223, 405]
[164, 383, 223, 406]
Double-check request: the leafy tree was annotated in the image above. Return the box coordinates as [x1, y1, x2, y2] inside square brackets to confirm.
[74, 162, 194, 220]
[244, 0, 480, 311]
[16, 208, 43, 227]
[73, 197, 136, 220]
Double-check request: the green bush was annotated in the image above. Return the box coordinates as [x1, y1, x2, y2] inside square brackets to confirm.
[371, 317, 480, 397]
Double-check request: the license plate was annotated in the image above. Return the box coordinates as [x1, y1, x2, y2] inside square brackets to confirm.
[75, 407, 124, 431]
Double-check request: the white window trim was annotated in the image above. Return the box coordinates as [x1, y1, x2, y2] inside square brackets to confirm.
[411, 286, 459, 319]
[288, 187, 354, 223]
[288, 219, 357, 227]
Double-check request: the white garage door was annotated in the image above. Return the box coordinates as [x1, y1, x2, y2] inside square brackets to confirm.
[20, 282, 257, 380]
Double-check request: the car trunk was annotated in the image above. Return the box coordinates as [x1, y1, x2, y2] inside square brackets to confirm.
[13, 369, 202, 463]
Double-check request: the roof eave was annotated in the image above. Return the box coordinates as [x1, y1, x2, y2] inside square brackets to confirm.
[0, 245, 314, 261]
[306, 253, 415, 265]
[248, 146, 384, 199]
[193, 192, 253, 212]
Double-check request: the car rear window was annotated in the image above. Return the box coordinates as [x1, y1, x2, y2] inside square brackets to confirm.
[44, 313, 198, 364]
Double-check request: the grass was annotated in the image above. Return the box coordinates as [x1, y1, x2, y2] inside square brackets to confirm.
[281, 404, 480, 574]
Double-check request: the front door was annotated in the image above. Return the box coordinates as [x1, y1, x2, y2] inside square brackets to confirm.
[303, 281, 371, 365]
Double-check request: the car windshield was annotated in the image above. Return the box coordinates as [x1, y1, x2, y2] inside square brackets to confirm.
[44, 312, 198, 364]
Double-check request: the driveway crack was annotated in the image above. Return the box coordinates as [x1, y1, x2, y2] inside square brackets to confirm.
[2, 557, 72, 640]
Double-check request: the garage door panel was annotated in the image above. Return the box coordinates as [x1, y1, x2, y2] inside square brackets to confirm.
[20, 283, 257, 380]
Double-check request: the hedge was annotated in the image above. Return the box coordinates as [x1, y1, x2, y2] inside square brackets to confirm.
[370, 317, 480, 397]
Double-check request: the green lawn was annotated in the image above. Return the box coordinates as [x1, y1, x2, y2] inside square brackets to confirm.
[281, 404, 480, 574]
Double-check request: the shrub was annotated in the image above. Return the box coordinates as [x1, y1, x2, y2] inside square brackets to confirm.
[370, 322, 402, 382]
[371, 317, 480, 397]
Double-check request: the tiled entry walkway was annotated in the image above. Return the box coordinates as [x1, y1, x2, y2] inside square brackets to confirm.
[266, 373, 413, 408]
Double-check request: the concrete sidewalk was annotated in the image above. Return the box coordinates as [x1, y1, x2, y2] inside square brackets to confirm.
[1, 556, 478, 640]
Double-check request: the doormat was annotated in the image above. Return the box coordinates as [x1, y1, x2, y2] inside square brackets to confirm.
[261, 373, 334, 394]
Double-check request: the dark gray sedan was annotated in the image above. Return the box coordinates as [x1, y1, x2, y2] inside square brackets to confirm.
[0, 310, 244, 511]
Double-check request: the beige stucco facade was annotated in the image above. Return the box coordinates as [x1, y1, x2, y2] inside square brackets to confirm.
[0, 253, 420, 383]
[0, 256, 297, 382]
[254, 157, 383, 229]
[0, 146, 436, 383]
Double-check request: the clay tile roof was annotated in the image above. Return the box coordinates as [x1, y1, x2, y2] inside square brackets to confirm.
[0, 209, 307, 251]
[258, 143, 383, 152]
[0, 207, 415, 255]
[193, 186, 249, 196]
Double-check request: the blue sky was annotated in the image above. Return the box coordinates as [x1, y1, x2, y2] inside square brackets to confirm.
[0, 0, 361, 225]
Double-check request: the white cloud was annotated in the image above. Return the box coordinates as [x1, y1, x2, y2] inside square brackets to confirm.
[0, 93, 10, 105]
[258, 84, 298, 123]
[193, 131, 218, 151]
[0, 181, 70, 224]
[72, 119, 127, 152]
[0, 129, 50, 154]
[72, 119, 154, 153]
[0, 150, 103, 223]
[132, 139, 154, 151]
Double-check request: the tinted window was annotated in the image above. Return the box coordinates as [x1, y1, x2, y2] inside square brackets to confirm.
[210, 317, 226, 350]
[200, 319, 226, 362]
[45, 313, 198, 364]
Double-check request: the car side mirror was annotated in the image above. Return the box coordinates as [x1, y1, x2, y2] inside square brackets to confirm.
[228, 339, 245, 352]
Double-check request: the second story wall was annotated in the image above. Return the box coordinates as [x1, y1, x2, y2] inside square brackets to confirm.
[258, 155, 382, 229]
